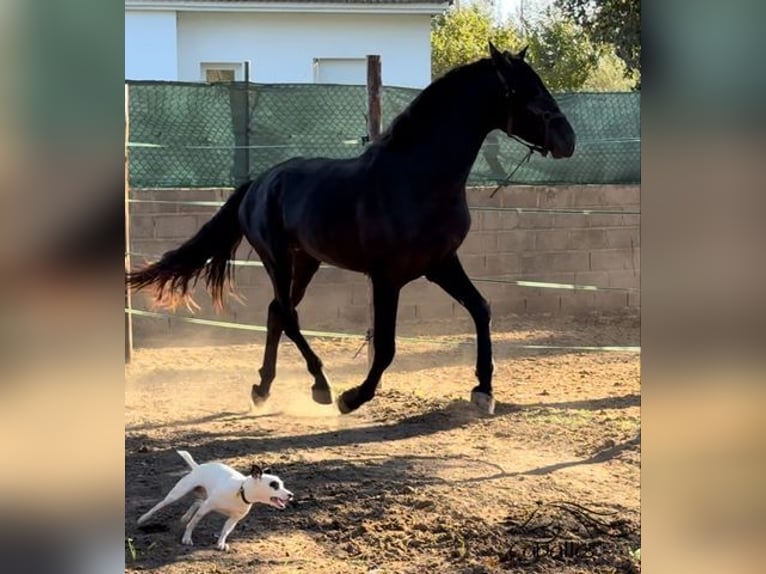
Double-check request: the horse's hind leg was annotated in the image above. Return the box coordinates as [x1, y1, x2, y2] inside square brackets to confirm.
[251, 300, 282, 404]
[262, 252, 333, 405]
[426, 254, 495, 414]
[337, 279, 400, 414]
[252, 253, 321, 404]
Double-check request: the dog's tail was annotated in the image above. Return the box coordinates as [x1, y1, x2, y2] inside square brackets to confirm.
[176, 450, 199, 470]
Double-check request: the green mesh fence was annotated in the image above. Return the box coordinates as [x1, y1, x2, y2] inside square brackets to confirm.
[127, 81, 639, 188]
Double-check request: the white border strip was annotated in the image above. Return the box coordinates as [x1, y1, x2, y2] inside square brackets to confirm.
[125, 1, 449, 15]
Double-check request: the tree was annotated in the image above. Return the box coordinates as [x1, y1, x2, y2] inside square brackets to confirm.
[431, 5, 522, 79]
[555, 0, 640, 77]
[582, 45, 639, 91]
[525, 13, 599, 91]
[431, 5, 631, 92]
[431, 5, 594, 91]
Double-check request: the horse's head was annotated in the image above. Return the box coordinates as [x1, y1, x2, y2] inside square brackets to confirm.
[489, 42, 575, 159]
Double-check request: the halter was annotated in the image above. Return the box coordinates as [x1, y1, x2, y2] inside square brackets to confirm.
[490, 65, 564, 198]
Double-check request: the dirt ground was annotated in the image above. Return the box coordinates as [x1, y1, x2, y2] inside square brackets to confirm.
[125, 313, 640, 573]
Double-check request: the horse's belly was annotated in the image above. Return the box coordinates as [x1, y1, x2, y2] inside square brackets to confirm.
[298, 235, 369, 274]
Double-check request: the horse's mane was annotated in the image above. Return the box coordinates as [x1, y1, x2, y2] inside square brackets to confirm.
[378, 58, 496, 146]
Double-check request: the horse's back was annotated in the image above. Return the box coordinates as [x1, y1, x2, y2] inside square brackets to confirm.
[238, 150, 471, 280]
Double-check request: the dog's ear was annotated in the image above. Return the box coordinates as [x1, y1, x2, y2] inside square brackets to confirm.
[250, 464, 263, 478]
[262, 467, 272, 475]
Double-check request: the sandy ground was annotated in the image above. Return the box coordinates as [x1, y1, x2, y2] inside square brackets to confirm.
[125, 313, 640, 573]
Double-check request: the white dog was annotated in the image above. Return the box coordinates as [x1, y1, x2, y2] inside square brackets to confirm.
[137, 450, 293, 550]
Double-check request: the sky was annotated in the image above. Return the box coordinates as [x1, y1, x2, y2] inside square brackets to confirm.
[490, 0, 554, 24]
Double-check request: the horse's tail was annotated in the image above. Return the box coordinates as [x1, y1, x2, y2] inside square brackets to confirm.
[176, 450, 199, 470]
[127, 182, 250, 310]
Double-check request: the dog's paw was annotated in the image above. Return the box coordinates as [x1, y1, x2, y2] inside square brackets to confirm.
[216, 542, 230, 551]
[181, 537, 194, 546]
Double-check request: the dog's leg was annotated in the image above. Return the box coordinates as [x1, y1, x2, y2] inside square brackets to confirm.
[179, 500, 202, 524]
[215, 517, 241, 551]
[181, 502, 211, 546]
[137, 474, 197, 525]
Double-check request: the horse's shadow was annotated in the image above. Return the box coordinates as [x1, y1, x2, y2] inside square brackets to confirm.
[125, 392, 639, 452]
[125, 453, 446, 568]
[125, 442, 640, 569]
[125, 395, 640, 567]
[125, 397, 506, 455]
[125, 410, 276, 433]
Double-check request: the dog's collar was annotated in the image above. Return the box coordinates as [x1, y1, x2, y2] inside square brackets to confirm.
[238, 484, 254, 505]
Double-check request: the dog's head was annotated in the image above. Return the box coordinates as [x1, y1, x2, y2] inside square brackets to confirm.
[242, 464, 293, 510]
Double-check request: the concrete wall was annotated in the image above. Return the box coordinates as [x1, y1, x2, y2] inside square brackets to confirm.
[125, 10, 432, 87]
[128, 185, 639, 343]
[176, 12, 431, 87]
[125, 11, 178, 81]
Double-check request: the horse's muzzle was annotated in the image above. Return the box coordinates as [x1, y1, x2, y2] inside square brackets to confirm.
[549, 118, 576, 159]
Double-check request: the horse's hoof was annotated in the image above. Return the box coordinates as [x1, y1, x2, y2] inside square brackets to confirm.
[336, 389, 359, 415]
[470, 390, 495, 415]
[311, 385, 333, 406]
[251, 386, 270, 406]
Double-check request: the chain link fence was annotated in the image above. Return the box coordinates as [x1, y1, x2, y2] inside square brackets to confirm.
[127, 81, 639, 188]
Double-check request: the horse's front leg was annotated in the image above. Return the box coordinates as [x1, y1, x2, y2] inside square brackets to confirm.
[337, 280, 399, 414]
[426, 254, 495, 414]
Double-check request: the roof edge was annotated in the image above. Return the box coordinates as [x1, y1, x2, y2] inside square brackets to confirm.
[125, 1, 450, 16]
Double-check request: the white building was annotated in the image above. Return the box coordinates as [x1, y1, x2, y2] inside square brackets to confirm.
[125, 0, 450, 88]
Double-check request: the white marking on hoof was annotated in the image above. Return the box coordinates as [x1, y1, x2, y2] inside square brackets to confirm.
[470, 391, 495, 415]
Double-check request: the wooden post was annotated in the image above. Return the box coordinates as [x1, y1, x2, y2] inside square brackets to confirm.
[243, 60, 251, 180]
[230, 63, 250, 185]
[367, 55, 382, 141]
[125, 84, 134, 363]
[366, 55, 381, 371]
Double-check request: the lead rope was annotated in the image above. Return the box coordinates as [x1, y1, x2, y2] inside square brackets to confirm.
[352, 330, 373, 359]
[489, 143, 534, 199]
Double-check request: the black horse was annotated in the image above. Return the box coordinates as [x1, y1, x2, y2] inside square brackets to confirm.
[127, 43, 575, 415]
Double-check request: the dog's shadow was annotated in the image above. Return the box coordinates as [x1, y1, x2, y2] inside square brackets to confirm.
[127, 454, 453, 567]
[125, 398, 496, 562]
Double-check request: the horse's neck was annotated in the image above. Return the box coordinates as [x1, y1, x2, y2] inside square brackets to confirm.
[377, 65, 499, 192]
[422, 112, 495, 185]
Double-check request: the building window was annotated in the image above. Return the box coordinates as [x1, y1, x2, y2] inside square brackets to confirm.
[201, 62, 245, 82]
[313, 58, 366, 85]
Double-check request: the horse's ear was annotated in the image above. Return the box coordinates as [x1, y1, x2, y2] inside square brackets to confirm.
[250, 464, 263, 478]
[489, 41, 505, 65]
[517, 46, 528, 61]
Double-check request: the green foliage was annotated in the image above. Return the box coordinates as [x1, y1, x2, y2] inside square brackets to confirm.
[582, 44, 640, 91]
[431, 6, 610, 92]
[525, 13, 599, 91]
[431, 5, 636, 92]
[555, 0, 641, 77]
[431, 5, 522, 79]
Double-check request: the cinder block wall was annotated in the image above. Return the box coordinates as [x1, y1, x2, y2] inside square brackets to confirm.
[128, 185, 639, 343]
